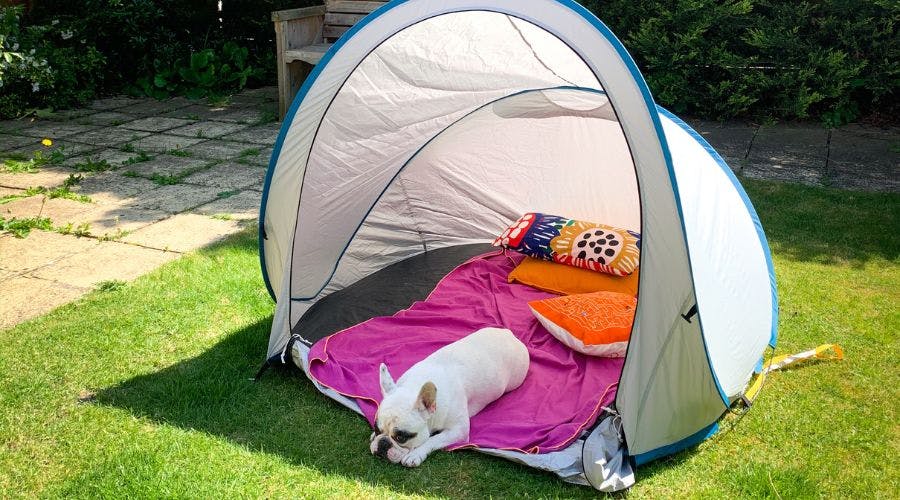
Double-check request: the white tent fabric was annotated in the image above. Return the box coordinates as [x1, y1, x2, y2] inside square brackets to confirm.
[259, 0, 777, 489]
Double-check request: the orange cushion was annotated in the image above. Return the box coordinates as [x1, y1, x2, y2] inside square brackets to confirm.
[509, 257, 639, 297]
[529, 291, 636, 357]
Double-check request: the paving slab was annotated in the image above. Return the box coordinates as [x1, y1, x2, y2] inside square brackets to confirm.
[76, 111, 135, 127]
[161, 104, 234, 121]
[0, 230, 98, 278]
[127, 135, 204, 154]
[167, 121, 248, 139]
[222, 125, 280, 145]
[45, 108, 98, 121]
[688, 120, 757, 160]
[69, 172, 157, 206]
[88, 97, 139, 111]
[745, 125, 828, 186]
[0, 276, 88, 330]
[192, 190, 261, 221]
[15, 122, 100, 140]
[0, 166, 80, 190]
[244, 146, 273, 166]
[116, 98, 193, 117]
[11, 140, 100, 159]
[31, 240, 179, 289]
[182, 140, 259, 161]
[72, 205, 169, 237]
[214, 108, 275, 125]
[120, 117, 196, 133]
[64, 149, 147, 170]
[67, 127, 151, 148]
[0, 134, 37, 152]
[181, 162, 266, 190]
[1, 195, 94, 222]
[122, 212, 242, 252]
[119, 155, 211, 178]
[0, 186, 24, 198]
[828, 129, 899, 192]
[129, 183, 222, 213]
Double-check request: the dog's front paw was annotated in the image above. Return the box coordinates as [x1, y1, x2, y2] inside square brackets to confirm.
[400, 449, 427, 468]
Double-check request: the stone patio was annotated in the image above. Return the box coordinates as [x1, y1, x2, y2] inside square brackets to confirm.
[1, 87, 277, 328]
[1, 86, 898, 329]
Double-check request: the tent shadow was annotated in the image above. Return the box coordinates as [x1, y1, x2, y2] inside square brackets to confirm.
[742, 179, 899, 267]
[94, 318, 600, 498]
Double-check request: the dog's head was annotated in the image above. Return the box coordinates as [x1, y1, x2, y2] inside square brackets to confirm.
[369, 363, 436, 462]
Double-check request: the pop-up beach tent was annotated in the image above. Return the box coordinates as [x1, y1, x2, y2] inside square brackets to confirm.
[258, 0, 778, 490]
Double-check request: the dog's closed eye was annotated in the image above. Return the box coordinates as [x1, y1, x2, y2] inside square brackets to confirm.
[392, 429, 417, 444]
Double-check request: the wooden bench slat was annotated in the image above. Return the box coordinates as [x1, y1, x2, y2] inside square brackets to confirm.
[324, 12, 367, 26]
[272, 5, 326, 22]
[326, 1, 386, 15]
[285, 44, 332, 65]
[323, 24, 351, 39]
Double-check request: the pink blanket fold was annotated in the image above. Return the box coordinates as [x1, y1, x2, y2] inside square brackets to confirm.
[307, 251, 623, 454]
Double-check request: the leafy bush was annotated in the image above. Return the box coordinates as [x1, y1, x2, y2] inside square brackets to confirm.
[136, 42, 263, 99]
[581, 0, 899, 124]
[6, 0, 899, 123]
[0, 6, 105, 118]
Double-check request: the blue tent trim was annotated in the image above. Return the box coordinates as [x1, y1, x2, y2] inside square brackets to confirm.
[656, 107, 779, 349]
[632, 421, 719, 466]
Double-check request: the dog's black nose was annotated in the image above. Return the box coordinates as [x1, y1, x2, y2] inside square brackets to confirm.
[375, 436, 392, 459]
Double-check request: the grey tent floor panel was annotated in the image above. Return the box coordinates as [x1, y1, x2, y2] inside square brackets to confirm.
[291, 243, 494, 346]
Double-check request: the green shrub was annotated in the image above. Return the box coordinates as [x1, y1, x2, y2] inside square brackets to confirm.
[582, 0, 899, 124]
[136, 41, 263, 100]
[8, 0, 900, 124]
[0, 6, 105, 118]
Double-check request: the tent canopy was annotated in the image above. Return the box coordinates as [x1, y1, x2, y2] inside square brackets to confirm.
[259, 0, 777, 482]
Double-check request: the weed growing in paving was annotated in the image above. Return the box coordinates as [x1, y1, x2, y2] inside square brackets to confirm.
[254, 109, 277, 126]
[56, 221, 92, 237]
[120, 143, 136, 153]
[73, 157, 115, 173]
[149, 174, 181, 185]
[210, 213, 233, 221]
[1, 148, 66, 173]
[98, 228, 131, 242]
[95, 280, 127, 292]
[168, 149, 193, 158]
[236, 148, 261, 165]
[20, 174, 92, 203]
[0, 215, 53, 238]
[217, 190, 240, 199]
[122, 151, 152, 166]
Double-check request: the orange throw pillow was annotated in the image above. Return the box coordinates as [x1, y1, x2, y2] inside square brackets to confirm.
[509, 257, 639, 297]
[529, 291, 636, 357]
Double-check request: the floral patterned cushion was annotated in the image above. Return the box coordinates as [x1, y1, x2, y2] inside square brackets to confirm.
[493, 212, 640, 276]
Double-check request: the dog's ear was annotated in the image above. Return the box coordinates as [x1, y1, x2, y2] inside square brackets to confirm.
[415, 381, 437, 414]
[379, 363, 396, 396]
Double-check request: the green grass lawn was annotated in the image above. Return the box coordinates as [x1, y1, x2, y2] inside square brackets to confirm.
[1, 179, 897, 498]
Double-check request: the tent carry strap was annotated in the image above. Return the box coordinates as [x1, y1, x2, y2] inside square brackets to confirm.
[742, 344, 844, 405]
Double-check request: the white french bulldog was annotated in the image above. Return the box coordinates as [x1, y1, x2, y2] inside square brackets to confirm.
[370, 327, 530, 467]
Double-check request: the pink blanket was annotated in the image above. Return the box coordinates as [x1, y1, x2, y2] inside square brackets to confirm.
[307, 251, 623, 454]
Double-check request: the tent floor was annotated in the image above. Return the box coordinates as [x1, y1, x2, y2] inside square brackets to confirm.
[292, 243, 494, 345]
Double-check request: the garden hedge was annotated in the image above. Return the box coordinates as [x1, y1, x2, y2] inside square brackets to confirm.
[2, 0, 897, 123]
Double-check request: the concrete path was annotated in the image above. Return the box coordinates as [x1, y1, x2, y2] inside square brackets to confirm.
[1, 88, 276, 328]
[1, 86, 898, 328]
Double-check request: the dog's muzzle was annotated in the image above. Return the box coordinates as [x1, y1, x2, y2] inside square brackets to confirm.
[374, 435, 393, 459]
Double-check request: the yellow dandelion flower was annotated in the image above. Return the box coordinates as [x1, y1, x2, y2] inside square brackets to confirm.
[41, 138, 53, 147]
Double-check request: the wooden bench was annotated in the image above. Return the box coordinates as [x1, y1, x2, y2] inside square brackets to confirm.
[273, 1, 388, 118]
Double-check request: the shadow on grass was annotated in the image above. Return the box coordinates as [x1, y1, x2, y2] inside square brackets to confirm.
[95, 319, 599, 498]
[742, 179, 899, 266]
